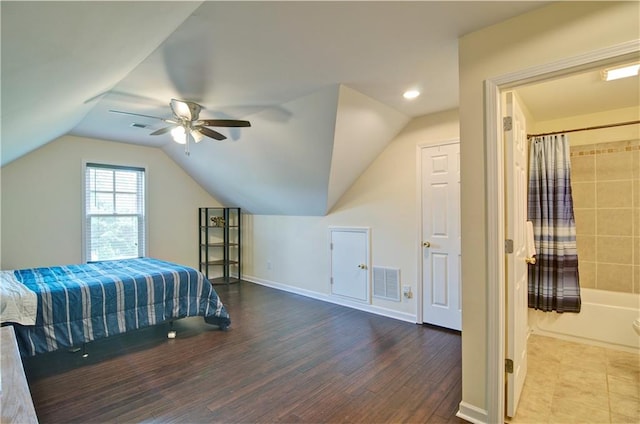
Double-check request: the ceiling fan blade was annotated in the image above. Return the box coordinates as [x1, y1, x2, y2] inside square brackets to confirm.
[198, 119, 251, 128]
[170, 99, 201, 121]
[197, 127, 227, 141]
[109, 109, 167, 121]
[149, 125, 177, 136]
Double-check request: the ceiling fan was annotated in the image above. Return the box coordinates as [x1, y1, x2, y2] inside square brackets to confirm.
[109, 99, 251, 155]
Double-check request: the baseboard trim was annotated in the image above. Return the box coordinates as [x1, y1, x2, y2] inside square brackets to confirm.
[243, 275, 417, 324]
[456, 401, 489, 424]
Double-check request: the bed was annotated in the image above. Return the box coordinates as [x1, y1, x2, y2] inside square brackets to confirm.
[0, 257, 231, 357]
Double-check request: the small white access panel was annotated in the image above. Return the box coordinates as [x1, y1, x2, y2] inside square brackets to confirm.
[329, 227, 370, 303]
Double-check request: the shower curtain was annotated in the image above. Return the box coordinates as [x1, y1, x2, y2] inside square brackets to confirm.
[527, 134, 581, 313]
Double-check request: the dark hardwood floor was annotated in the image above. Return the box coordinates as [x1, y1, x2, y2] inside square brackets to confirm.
[23, 282, 465, 423]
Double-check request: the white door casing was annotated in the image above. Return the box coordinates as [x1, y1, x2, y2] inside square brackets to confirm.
[483, 41, 639, 424]
[329, 227, 370, 303]
[421, 142, 461, 331]
[505, 91, 529, 417]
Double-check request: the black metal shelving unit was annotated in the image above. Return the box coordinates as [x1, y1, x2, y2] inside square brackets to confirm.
[199, 207, 241, 284]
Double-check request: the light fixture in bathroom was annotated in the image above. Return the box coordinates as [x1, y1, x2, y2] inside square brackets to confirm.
[601, 63, 640, 81]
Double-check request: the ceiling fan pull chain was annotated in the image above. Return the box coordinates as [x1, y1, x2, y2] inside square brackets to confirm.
[185, 132, 190, 156]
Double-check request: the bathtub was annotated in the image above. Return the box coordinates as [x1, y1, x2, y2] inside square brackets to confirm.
[529, 288, 640, 353]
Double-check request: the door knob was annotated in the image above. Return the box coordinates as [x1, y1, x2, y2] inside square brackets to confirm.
[525, 257, 536, 264]
[423, 241, 431, 248]
[358, 264, 367, 269]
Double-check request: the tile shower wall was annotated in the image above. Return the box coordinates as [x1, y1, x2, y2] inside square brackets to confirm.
[570, 140, 640, 294]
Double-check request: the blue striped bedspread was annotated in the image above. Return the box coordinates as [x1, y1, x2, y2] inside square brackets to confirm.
[8, 257, 231, 356]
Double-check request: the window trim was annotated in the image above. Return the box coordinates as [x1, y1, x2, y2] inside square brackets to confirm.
[82, 161, 148, 263]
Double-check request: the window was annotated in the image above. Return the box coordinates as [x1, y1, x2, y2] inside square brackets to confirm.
[84, 163, 146, 262]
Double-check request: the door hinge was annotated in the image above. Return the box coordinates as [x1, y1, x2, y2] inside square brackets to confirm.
[503, 116, 513, 131]
[330, 277, 333, 285]
[330, 242, 333, 250]
[505, 358, 514, 374]
[505, 239, 514, 253]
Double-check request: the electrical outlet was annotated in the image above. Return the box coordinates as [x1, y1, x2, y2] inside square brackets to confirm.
[402, 285, 413, 299]
[267, 260, 272, 270]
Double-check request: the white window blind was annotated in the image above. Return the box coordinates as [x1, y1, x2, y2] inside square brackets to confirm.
[84, 163, 146, 262]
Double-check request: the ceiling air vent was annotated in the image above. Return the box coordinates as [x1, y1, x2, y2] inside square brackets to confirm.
[373, 266, 400, 301]
[130, 123, 148, 129]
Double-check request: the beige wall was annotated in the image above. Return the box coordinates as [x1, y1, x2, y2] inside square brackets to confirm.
[245, 109, 459, 319]
[459, 0, 639, 416]
[1, 135, 220, 269]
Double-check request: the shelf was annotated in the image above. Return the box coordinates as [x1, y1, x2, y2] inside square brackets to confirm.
[200, 243, 239, 247]
[199, 207, 241, 284]
[200, 259, 239, 266]
[200, 225, 240, 229]
[209, 276, 241, 285]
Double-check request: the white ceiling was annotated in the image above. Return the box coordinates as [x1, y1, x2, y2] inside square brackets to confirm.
[8, 1, 634, 215]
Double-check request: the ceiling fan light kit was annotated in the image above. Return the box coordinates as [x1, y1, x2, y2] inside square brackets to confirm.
[170, 126, 187, 144]
[170, 98, 201, 121]
[190, 129, 205, 143]
[109, 99, 251, 155]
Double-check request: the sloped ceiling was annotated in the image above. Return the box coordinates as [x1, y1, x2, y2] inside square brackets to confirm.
[1, 1, 550, 215]
[0, 1, 202, 163]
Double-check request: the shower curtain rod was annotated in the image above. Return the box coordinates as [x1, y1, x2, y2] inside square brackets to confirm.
[527, 119, 640, 139]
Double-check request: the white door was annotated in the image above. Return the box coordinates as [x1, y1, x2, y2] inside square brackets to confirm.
[421, 142, 461, 331]
[330, 228, 369, 303]
[505, 91, 529, 418]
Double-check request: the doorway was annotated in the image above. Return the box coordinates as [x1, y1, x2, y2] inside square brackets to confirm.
[485, 41, 639, 421]
[505, 62, 639, 419]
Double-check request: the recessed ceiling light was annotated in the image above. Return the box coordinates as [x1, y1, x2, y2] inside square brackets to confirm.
[602, 63, 640, 81]
[403, 90, 420, 100]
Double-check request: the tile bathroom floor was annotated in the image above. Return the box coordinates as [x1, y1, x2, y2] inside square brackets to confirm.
[508, 334, 639, 424]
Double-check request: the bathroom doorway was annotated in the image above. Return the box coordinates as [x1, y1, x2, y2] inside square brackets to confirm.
[484, 41, 640, 421]
[507, 59, 640, 422]
[513, 60, 639, 348]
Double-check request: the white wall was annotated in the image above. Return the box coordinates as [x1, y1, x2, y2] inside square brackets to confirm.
[458, 1, 639, 418]
[1, 135, 220, 269]
[245, 109, 459, 320]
